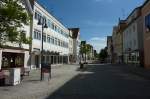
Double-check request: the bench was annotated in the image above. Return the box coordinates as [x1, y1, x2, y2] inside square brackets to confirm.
[21, 68, 30, 80]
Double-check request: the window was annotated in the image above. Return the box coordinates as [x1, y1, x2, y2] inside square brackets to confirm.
[34, 31, 37, 39]
[35, 12, 38, 20]
[51, 36, 54, 44]
[48, 19, 52, 28]
[47, 35, 50, 43]
[52, 23, 55, 30]
[43, 33, 46, 42]
[42, 16, 46, 25]
[58, 28, 61, 33]
[54, 25, 57, 31]
[145, 13, 150, 31]
[34, 30, 41, 40]
[35, 11, 42, 21]
[61, 30, 63, 34]
[58, 39, 61, 46]
[60, 41, 63, 47]
[54, 38, 57, 45]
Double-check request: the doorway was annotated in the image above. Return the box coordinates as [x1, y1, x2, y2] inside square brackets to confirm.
[35, 55, 39, 68]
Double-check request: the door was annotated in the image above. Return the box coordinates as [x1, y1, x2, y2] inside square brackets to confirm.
[35, 55, 39, 68]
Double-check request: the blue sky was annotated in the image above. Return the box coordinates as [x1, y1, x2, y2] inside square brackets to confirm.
[38, 0, 144, 52]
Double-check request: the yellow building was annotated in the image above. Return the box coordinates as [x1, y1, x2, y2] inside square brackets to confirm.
[112, 20, 126, 63]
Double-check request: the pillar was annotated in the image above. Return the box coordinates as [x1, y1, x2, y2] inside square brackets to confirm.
[56, 56, 58, 64]
[0, 49, 2, 70]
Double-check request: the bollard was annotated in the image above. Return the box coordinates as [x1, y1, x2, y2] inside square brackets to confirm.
[80, 63, 84, 69]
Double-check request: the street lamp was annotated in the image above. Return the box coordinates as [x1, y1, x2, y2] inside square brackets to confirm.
[38, 18, 48, 81]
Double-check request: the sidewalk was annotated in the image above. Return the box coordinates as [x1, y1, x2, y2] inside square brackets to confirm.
[0, 64, 80, 99]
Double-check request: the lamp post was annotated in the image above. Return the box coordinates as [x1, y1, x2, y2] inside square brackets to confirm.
[38, 18, 48, 81]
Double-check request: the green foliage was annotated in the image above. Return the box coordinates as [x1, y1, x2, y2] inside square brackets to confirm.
[99, 47, 108, 60]
[0, 0, 31, 47]
[79, 41, 91, 55]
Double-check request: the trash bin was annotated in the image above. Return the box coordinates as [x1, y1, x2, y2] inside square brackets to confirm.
[4, 68, 21, 86]
[80, 63, 84, 69]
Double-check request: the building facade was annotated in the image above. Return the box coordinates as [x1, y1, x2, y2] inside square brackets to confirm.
[116, 20, 126, 63]
[68, 28, 80, 63]
[68, 30, 74, 64]
[112, 26, 119, 63]
[30, 2, 69, 68]
[123, 7, 144, 66]
[107, 36, 113, 63]
[142, 0, 150, 68]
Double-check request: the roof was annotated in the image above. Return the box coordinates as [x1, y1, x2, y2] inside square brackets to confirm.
[142, 0, 149, 8]
[126, 6, 142, 21]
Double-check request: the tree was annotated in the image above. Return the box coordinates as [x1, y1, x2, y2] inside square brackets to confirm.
[0, 0, 32, 47]
[99, 47, 108, 61]
[79, 41, 91, 62]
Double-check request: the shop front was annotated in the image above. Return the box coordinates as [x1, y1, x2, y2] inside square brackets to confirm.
[0, 48, 29, 85]
[123, 50, 140, 65]
[31, 50, 69, 69]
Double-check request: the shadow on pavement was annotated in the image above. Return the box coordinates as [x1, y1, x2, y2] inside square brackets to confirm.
[45, 64, 150, 99]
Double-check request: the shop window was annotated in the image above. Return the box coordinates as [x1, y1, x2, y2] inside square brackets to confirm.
[2, 52, 24, 68]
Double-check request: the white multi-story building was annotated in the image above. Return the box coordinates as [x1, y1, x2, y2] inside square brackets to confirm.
[30, 2, 69, 68]
[123, 7, 144, 65]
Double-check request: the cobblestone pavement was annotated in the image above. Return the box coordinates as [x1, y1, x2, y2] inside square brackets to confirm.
[0, 64, 80, 99]
[46, 64, 150, 99]
[1, 64, 150, 99]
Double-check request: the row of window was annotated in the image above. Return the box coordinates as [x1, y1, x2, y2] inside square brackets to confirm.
[124, 41, 137, 52]
[34, 11, 69, 38]
[34, 30, 68, 48]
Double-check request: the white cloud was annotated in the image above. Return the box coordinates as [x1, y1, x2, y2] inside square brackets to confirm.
[88, 37, 107, 52]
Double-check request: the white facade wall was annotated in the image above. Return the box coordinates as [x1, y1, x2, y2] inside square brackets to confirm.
[32, 2, 69, 54]
[31, 2, 69, 68]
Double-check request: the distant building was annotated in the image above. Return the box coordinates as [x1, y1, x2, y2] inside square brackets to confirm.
[116, 20, 126, 63]
[68, 28, 80, 63]
[107, 36, 113, 63]
[142, 0, 150, 68]
[86, 44, 94, 61]
[112, 26, 118, 63]
[123, 7, 144, 66]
